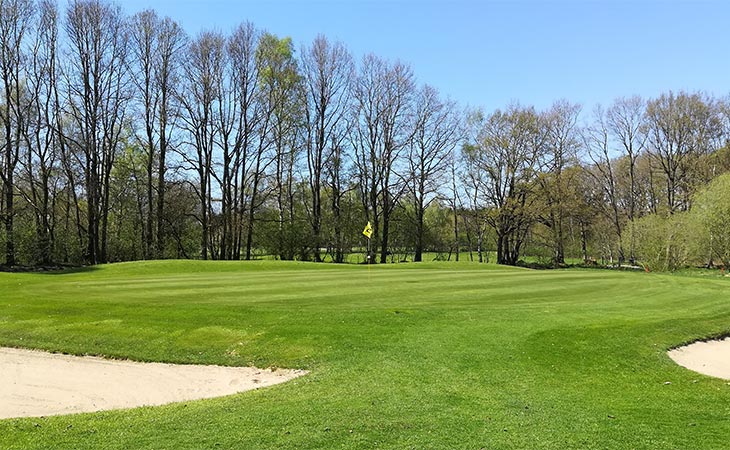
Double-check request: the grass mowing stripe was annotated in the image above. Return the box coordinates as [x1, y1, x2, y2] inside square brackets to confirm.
[1, 260, 729, 449]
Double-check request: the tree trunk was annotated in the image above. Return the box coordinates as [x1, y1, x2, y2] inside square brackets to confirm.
[200, 169, 208, 260]
[245, 165, 261, 261]
[157, 130, 167, 258]
[145, 142, 154, 259]
[3, 172, 14, 266]
[453, 208, 459, 262]
[380, 192, 390, 264]
[414, 203, 424, 262]
[580, 221, 588, 263]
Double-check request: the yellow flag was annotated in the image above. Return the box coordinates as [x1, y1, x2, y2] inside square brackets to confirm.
[362, 221, 373, 239]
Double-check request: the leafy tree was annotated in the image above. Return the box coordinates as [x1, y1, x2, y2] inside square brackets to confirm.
[693, 173, 730, 268]
[256, 32, 302, 260]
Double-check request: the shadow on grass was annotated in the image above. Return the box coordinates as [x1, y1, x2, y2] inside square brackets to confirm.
[0, 264, 99, 275]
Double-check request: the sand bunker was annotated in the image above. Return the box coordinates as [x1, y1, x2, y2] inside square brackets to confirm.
[0, 347, 306, 419]
[668, 337, 730, 380]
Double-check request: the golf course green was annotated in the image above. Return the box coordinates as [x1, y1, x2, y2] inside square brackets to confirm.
[0, 260, 728, 449]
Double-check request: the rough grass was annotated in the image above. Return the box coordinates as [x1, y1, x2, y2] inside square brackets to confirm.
[0, 260, 728, 449]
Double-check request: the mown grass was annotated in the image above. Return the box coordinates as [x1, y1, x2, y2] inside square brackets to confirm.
[0, 260, 728, 449]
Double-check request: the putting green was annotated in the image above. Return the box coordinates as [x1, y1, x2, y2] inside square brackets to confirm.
[0, 260, 728, 449]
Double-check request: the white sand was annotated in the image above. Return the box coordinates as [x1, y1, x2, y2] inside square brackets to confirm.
[668, 337, 730, 380]
[0, 347, 306, 419]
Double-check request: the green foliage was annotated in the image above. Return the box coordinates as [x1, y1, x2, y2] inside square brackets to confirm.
[423, 202, 453, 251]
[258, 216, 313, 261]
[629, 212, 704, 271]
[0, 261, 729, 448]
[256, 33, 300, 96]
[693, 173, 730, 267]
[106, 144, 147, 262]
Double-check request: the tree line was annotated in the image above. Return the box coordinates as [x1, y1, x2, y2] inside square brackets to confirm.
[2, 0, 729, 269]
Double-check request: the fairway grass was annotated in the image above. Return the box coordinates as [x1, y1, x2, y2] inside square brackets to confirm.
[0, 260, 729, 449]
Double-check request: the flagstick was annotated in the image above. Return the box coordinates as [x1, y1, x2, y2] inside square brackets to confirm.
[363, 221, 373, 281]
[367, 237, 371, 282]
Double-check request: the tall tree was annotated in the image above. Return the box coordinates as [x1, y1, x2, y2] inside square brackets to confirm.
[178, 31, 225, 260]
[584, 105, 625, 262]
[646, 91, 722, 213]
[222, 21, 259, 260]
[257, 32, 302, 260]
[153, 15, 185, 258]
[19, 0, 59, 264]
[229, 24, 274, 261]
[213, 26, 238, 260]
[538, 100, 581, 265]
[129, 9, 159, 259]
[464, 105, 545, 265]
[407, 84, 461, 262]
[301, 35, 353, 262]
[447, 149, 462, 262]
[63, 0, 130, 264]
[129, 9, 185, 259]
[352, 54, 414, 263]
[0, 0, 34, 266]
[606, 96, 647, 263]
[460, 111, 489, 263]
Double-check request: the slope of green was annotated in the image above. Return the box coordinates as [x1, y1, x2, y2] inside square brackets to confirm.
[0, 260, 728, 449]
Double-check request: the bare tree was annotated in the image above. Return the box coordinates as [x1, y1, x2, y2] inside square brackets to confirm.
[352, 54, 414, 263]
[213, 28, 238, 260]
[606, 95, 647, 263]
[129, 9, 157, 258]
[0, 0, 34, 266]
[460, 130, 489, 263]
[301, 35, 353, 262]
[178, 31, 225, 260]
[407, 84, 461, 262]
[538, 100, 581, 265]
[646, 91, 722, 213]
[154, 16, 185, 258]
[324, 138, 352, 263]
[129, 10, 185, 259]
[584, 105, 625, 263]
[464, 105, 545, 265]
[235, 25, 276, 261]
[219, 21, 260, 260]
[62, 0, 130, 264]
[18, 0, 59, 264]
[447, 149, 462, 262]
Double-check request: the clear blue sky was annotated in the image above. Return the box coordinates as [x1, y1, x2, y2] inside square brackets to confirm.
[115, 0, 728, 111]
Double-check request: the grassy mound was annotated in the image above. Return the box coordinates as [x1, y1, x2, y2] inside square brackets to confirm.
[1, 260, 728, 449]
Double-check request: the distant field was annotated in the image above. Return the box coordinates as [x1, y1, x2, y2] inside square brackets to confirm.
[1, 260, 728, 449]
